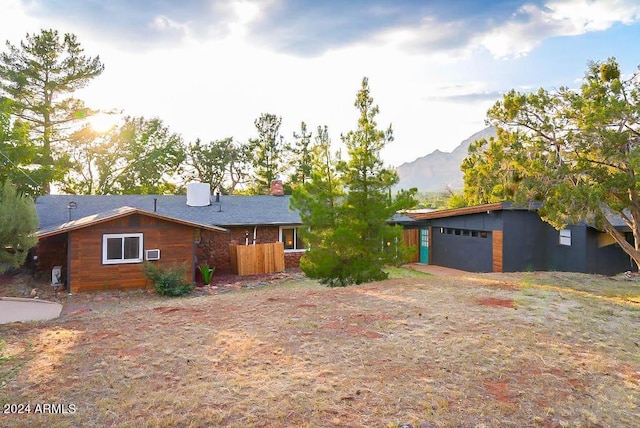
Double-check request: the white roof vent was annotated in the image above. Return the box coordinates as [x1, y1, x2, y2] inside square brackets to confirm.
[186, 182, 211, 207]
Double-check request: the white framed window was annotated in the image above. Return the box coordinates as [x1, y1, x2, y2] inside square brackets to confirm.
[102, 233, 144, 264]
[559, 229, 572, 246]
[279, 227, 305, 251]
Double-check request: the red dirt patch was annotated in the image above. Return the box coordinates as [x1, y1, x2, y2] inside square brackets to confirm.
[118, 348, 144, 358]
[363, 331, 384, 339]
[476, 297, 516, 309]
[296, 303, 317, 309]
[66, 308, 93, 316]
[324, 321, 342, 329]
[484, 380, 515, 403]
[344, 326, 384, 339]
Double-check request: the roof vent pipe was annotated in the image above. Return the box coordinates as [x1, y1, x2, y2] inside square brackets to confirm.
[215, 191, 220, 203]
[153, 198, 157, 213]
[67, 201, 77, 221]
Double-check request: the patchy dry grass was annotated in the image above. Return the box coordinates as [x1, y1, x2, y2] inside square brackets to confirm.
[1, 269, 639, 427]
[384, 266, 432, 279]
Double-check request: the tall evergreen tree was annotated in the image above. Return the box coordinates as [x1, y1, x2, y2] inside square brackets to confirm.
[0, 180, 37, 272]
[290, 125, 344, 280]
[248, 113, 285, 194]
[336, 77, 413, 284]
[293, 78, 416, 286]
[288, 121, 313, 187]
[0, 29, 104, 193]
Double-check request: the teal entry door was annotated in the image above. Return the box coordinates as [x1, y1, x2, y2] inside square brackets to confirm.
[419, 228, 429, 264]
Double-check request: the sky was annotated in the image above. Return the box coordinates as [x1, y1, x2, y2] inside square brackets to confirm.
[1, 0, 640, 167]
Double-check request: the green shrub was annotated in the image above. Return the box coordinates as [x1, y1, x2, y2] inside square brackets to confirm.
[141, 262, 194, 297]
[300, 250, 389, 287]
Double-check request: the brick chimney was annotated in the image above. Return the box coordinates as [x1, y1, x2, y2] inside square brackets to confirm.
[270, 179, 284, 196]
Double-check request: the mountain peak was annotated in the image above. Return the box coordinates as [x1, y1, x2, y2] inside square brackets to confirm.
[395, 127, 496, 192]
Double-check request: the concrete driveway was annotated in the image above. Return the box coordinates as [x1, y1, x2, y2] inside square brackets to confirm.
[0, 297, 63, 324]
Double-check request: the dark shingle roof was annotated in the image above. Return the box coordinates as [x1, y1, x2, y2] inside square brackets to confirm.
[389, 213, 416, 225]
[35, 195, 302, 233]
[36, 206, 229, 238]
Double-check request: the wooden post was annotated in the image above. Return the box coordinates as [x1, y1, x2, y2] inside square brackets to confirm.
[492, 230, 503, 272]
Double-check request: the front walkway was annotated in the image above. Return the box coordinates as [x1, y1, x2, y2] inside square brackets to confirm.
[0, 297, 63, 324]
[405, 263, 469, 277]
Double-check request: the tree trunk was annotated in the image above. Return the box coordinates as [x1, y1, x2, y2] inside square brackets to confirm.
[43, 86, 52, 194]
[601, 217, 640, 271]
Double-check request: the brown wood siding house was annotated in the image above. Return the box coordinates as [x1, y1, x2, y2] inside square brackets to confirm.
[36, 207, 226, 293]
[34, 182, 305, 292]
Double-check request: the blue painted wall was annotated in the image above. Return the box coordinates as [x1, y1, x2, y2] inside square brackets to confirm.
[586, 229, 635, 275]
[413, 209, 632, 275]
[427, 211, 498, 272]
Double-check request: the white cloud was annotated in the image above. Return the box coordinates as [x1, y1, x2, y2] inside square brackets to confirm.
[225, 0, 263, 38]
[0, 0, 41, 42]
[232, 0, 261, 24]
[375, 16, 476, 61]
[548, 0, 640, 30]
[478, 0, 640, 58]
[150, 15, 188, 33]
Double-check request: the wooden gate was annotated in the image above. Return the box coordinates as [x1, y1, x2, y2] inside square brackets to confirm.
[229, 242, 285, 276]
[403, 229, 420, 263]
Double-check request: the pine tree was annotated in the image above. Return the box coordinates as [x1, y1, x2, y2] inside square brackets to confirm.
[290, 125, 344, 280]
[0, 29, 104, 193]
[336, 77, 411, 284]
[0, 180, 37, 272]
[288, 121, 313, 187]
[292, 78, 416, 286]
[248, 113, 285, 194]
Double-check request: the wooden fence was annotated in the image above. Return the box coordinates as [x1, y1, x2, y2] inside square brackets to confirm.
[229, 242, 285, 276]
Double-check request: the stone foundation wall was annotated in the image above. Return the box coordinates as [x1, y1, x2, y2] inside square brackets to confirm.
[285, 251, 305, 269]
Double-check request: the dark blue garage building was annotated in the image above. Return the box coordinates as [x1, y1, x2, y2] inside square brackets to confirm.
[399, 202, 634, 275]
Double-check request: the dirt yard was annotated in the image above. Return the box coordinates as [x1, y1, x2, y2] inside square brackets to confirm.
[1, 268, 639, 427]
